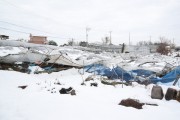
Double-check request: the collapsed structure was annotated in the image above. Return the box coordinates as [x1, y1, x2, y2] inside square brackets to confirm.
[0, 40, 82, 67]
[0, 40, 180, 86]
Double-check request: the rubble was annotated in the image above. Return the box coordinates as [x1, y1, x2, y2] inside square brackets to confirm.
[151, 85, 164, 100]
[119, 98, 144, 109]
[18, 85, 28, 89]
[0, 63, 29, 73]
[101, 80, 130, 86]
[165, 88, 177, 101]
[90, 82, 98, 87]
[0, 62, 74, 74]
[119, 98, 158, 109]
[59, 87, 76, 95]
[176, 91, 180, 102]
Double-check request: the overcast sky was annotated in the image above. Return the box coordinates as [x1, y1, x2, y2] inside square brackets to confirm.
[0, 0, 180, 45]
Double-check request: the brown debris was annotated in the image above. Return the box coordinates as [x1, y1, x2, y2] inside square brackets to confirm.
[119, 98, 158, 109]
[18, 85, 28, 89]
[119, 98, 144, 109]
[0, 62, 75, 74]
[0, 63, 29, 73]
[165, 88, 177, 101]
[90, 82, 98, 87]
[176, 91, 180, 102]
[59, 87, 76, 96]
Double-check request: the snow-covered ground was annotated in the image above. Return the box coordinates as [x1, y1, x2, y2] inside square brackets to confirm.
[0, 69, 180, 120]
[0, 41, 180, 120]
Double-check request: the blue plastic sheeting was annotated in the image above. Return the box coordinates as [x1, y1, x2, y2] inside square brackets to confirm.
[84, 64, 133, 81]
[131, 69, 156, 77]
[151, 66, 180, 83]
[84, 64, 110, 75]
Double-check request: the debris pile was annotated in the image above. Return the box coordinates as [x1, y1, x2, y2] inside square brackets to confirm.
[119, 98, 158, 109]
[18, 85, 28, 89]
[90, 82, 98, 87]
[83, 64, 133, 81]
[0, 62, 74, 74]
[59, 87, 76, 95]
[151, 86, 180, 102]
[119, 98, 144, 109]
[0, 63, 29, 73]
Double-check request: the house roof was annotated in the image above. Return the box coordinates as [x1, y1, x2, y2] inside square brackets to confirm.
[31, 36, 47, 38]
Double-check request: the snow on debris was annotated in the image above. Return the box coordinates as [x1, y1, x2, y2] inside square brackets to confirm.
[0, 46, 22, 56]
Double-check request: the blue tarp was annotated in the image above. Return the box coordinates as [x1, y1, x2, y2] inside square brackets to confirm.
[84, 64, 180, 84]
[84, 64, 133, 81]
[131, 69, 156, 77]
[151, 66, 180, 83]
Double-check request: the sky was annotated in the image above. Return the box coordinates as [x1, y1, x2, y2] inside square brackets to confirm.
[0, 0, 180, 46]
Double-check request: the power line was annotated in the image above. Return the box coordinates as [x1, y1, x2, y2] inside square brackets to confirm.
[0, 20, 52, 34]
[1, 0, 53, 22]
[0, 19, 88, 41]
[0, 26, 30, 34]
[0, 20, 69, 39]
[1, 0, 84, 31]
[1, 0, 114, 39]
[1, 0, 87, 40]
[0, 26, 69, 39]
[1, 0, 119, 42]
[2, 0, 119, 36]
[0, 20, 88, 39]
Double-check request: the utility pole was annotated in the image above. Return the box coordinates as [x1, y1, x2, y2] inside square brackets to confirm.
[149, 36, 152, 45]
[72, 38, 74, 46]
[109, 31, 112, 45]
[86, 27, 91, 45]
[129, 32, 131, 45]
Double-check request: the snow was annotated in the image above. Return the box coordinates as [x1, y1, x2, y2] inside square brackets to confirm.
[0, 41, 180, 120]
[0, 40, 59, 50]
[0, 68, 180, 120]
[0, 46, 22, 56]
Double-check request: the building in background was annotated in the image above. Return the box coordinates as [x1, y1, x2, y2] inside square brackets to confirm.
[28, 34, 47, 44]
[124, 45, 158, 54]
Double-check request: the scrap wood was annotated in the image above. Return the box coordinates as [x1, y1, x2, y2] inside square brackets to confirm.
[101, 80, 130, 86]
[145, 103, 158, 106]
[173, 75, 180, 86]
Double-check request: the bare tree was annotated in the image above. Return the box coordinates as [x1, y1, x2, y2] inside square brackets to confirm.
[156, 37, 171, 55]
[67, 38, 75, 46]
[68, 40, 73, 46]
[137, 40, 153, 46]
[79, 41, 88, 47]
[48, 40, 58, 46]
[102, 36, 110, 45]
